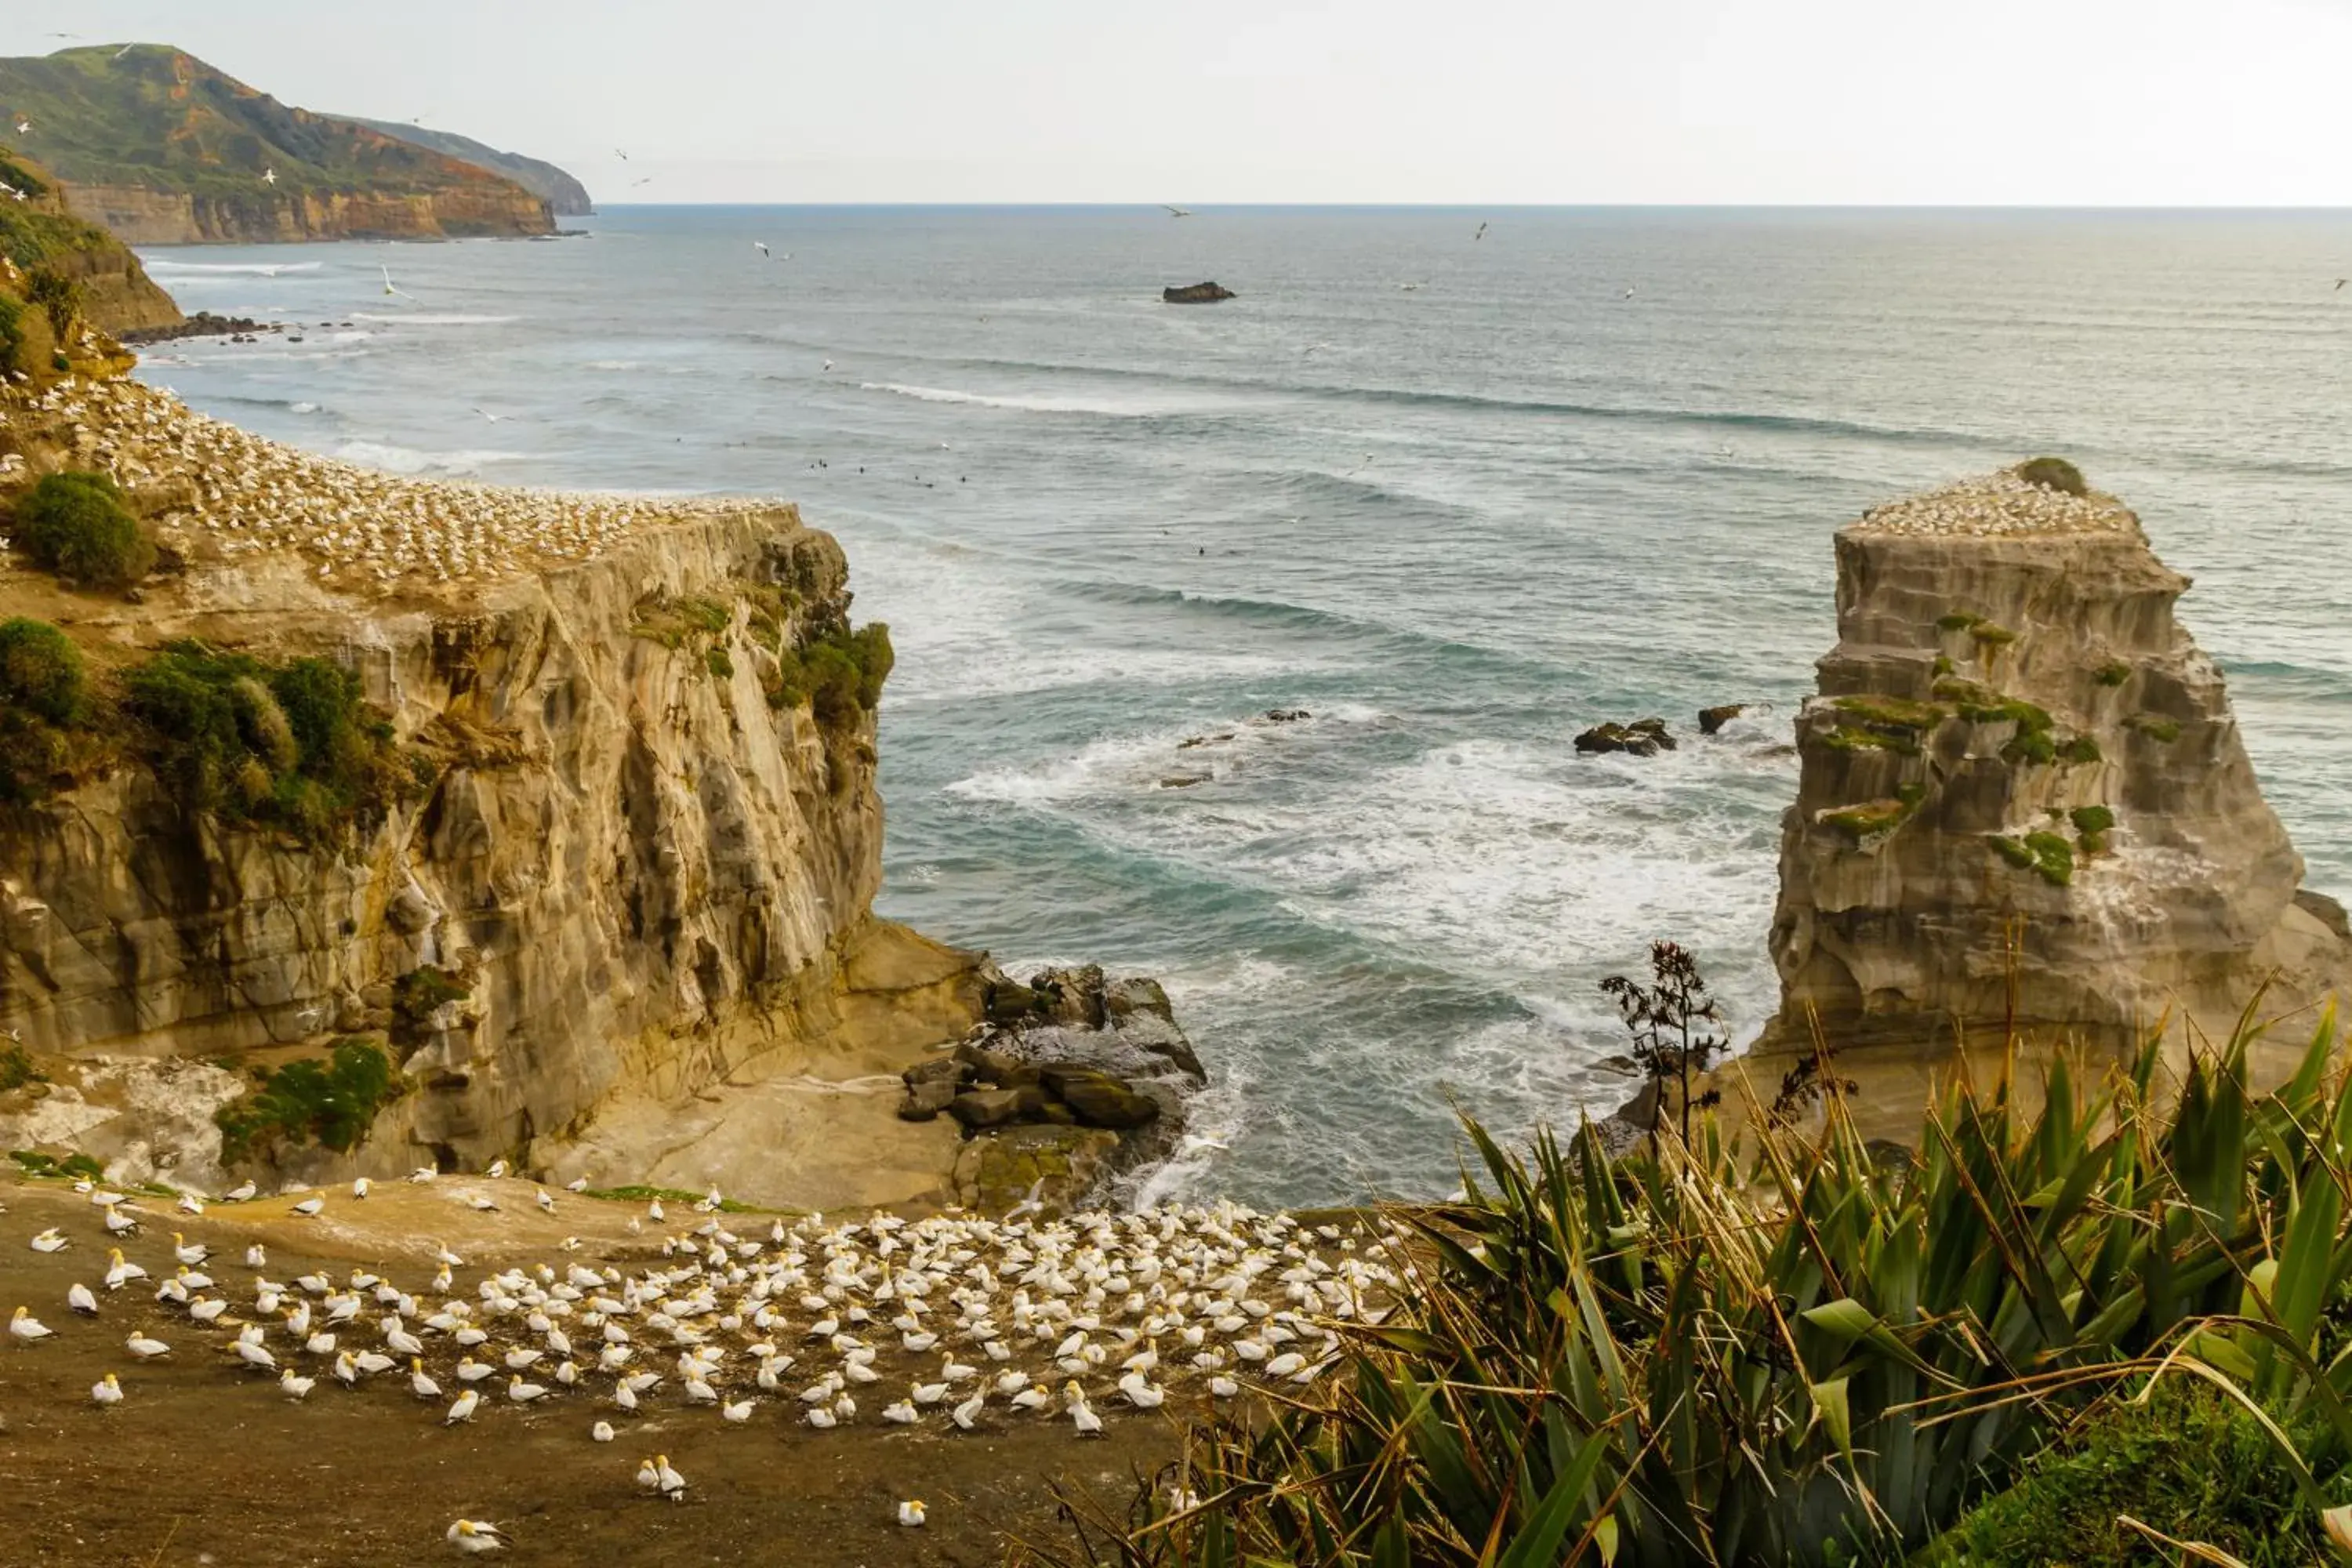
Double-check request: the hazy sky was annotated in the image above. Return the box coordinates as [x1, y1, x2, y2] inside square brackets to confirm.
[3, 1, 2349, 205]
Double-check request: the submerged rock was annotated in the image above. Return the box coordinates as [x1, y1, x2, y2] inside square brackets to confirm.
[1698, 703, 1747, 735]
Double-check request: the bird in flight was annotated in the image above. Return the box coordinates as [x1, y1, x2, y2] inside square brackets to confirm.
[632, 176, 655, 187]
[1473, 221, 1488, 241]
[1622, 286, 1636, 299]
[1163, 205, 1192, 219]
[2337, 278, 2347, 291]
[754, 241, 770, 258]
[263, 167, 278, 187]
[380, 265, 416, 301]
[13, 118, 31, 136]
[615, 148, 630, 161]
[113, 43, 136, 60]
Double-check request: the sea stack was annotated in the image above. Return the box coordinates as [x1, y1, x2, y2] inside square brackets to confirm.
[1760, 461, 2352, 1059]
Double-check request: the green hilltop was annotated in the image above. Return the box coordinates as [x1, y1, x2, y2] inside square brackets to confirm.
[341, 118, 593, 216]
[0, 45, 555, 241]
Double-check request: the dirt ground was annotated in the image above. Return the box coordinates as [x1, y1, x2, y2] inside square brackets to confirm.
[0, 1174, 1182, 1567]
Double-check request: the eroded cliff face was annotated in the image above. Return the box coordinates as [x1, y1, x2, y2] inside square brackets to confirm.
[62, 182, 554, 245]
[1763, 468, 2352, 1056]
[0, 492, 983, 1194]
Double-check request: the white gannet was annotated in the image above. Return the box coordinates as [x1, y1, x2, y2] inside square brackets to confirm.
[507, 1374, 548, 1403]
[898, 1500, 927, 1527]
[9, 1306, 53, 1343]
[446, 1519, 507, 1554]
[91, 1371, 125, 1406]
[290, 1197, 325, 1218]
[446, 1388, 480, 1423]
[31, 1228, 67, 1253]
[280, 1369, 316, 1399]
[224, 1181, 258, 1202]
[1163, 205, 1192, 218]
[125, 1333, 172, 1359]
[411, 1359, 441, 1399]
[67, 1283, 98, 1316]
[591, 1419, 615, 1442]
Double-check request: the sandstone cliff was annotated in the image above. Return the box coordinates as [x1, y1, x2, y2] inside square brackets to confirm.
[342, 118, 593, 217]
[1761, 464, 2352, 1062]
[0, 46, 553, 245]
[0, 378, 993, 1201]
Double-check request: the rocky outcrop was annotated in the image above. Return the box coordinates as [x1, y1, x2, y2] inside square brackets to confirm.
[1760, 466, 2352, 1057]
[1575, 717, 1675, 757]
[1163, 282, 1236, 303]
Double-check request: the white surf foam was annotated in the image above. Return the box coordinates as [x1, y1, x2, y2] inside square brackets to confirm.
[143, 261, 322, 277]
[329, 441, 529, 477]
[350, 313, 520, 327]
[859, 381, 1238, 419]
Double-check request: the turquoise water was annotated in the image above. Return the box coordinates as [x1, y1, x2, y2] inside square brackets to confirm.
[132, 206, 2352, 1207]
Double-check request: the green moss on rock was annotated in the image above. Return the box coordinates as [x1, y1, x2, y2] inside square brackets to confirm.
[2093, 660, 2132, 688]
[2126, 713, 2183, 743]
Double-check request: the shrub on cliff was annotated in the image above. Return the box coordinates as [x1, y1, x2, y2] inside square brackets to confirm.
[769, 622, 894, 728]
[10, 470, 154, 588]
[216, 1037, 398, 1161]
[24, 267, 80, 339]
[0, 615, 85, 724]
[122, 641, 407, 840]
[2016, 456, 2089, 496]
[0, 615, 88, 802]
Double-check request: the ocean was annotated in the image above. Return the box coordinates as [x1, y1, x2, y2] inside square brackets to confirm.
[131, 205, 2352, 1208]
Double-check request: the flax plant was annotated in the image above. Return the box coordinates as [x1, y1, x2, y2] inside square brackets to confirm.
[1021, 1004, 2352, 1566]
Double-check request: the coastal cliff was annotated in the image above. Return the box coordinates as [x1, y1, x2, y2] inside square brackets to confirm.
[0, 375, 998, 1203]
[1761, 463, 2352, 1058]
[342, 118, 594, 217]
[0, 147, 182, 338]
[0, 45, 554, 245]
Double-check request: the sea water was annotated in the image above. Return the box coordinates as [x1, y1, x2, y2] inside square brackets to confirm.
[132, 206, 2352, 1207]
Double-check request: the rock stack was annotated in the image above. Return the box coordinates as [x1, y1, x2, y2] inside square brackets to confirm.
[1759, 463, 2352, 1059]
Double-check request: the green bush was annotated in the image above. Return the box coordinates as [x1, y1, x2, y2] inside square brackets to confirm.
[390, 966, 469, 1032]
[0, 1044, 44, 1091]
[1921, 1385, 2350, 1567]
[2015, 456, 2089, 496]
[216, 1037, 398, 1161]
[122, 641, 404, 840]
[768, 622, 894, 729]
[0, 615, 85, 724]
[2092, 660, 2132, 688]
[2069, 805, 2115, 837]
[24, 267, 79, 339]
[2023, 829, 2074, 885]
[11, 470, 154, 588]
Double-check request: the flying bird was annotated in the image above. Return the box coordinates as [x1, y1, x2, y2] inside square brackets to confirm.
[2336, 278, 2347, 291]
[1163, 205, 1192, 218]
[1473, 221, 1488, 240]
[13, 118, 30, 136]
[754, 241, 770, 258]
[263, 167, 278, 187]
[114, 43, 136, 60]
[615, 148, 630, 160]
[381, 265, 416, 301]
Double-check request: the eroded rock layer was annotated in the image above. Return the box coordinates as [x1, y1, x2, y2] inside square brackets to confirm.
[1763, 468, 2352, 1052]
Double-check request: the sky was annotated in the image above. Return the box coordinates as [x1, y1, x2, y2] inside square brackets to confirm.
[2, 0, 2350, 205]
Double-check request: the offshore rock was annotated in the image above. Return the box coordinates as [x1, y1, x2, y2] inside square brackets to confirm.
[1575, 717, 1675, 757]
[1162, 282, 1236, 303]
[1759, 465, 2352, 1061]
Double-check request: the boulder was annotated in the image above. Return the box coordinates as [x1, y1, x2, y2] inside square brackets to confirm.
[946, 1087, 1049, 1131]
[1263, 709, 1311, 723]
[896, 1078, 960, 1121]
[1163, 281, 1236, 303]
[1040, 1065, 1161, 1130]
[1029, 965, 1109, 1029]
[982, 982, 1040, 1025]
[902, 1055, 968, 1090]
[1698, 703, 1747, 735]
[953, 1041, 1021, 1083]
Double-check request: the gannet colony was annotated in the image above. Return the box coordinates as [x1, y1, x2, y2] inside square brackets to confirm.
[8, 1176, 1401, 1472]
[1853, 466, 2136, 538]
[2, 375, 785, 590]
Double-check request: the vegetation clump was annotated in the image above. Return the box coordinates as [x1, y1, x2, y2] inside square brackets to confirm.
[2093, 659, 2133, 688]
[215, 1037, 398, 1161]
[390, 966, 470, 1034]
[1991, 829, 2074, 886]
[1969, 620, 2018, 650]
[1936, 612, 1984, 633]
[9, 470, 155, 588]
[122, 641, 407, 841]
[10, 1149, 103, 1181]
[1824, 785, 1926, 842]
[0, 615, 88, 802]
[2015, 455, 2089, 495]
[2071, 804, 2116, 854]
[765, 622, 895, 730]
[628, 594, 732, 652]
[579, 1183, 759, 1214]
[2126, 713, 2183, 744]
[0, 1043, 45, 1091]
